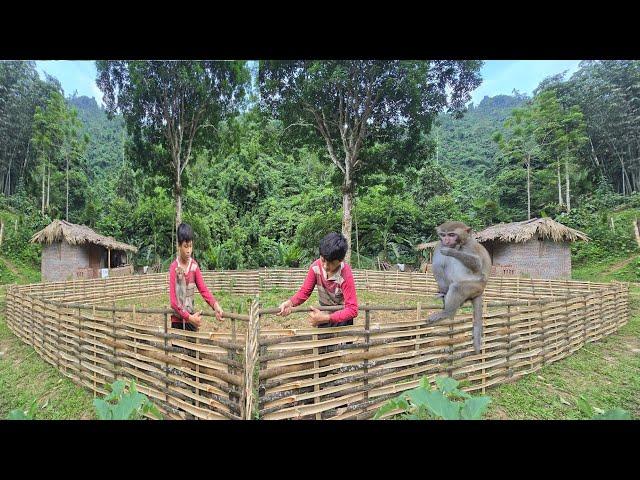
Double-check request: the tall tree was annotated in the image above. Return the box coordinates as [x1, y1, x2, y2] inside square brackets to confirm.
[259, 60, 482, 262]
[96, 60, 250, 229]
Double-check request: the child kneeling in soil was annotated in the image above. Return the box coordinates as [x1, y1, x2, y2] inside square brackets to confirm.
[169, 223, 224, 331]
[277, 232, 359, 327]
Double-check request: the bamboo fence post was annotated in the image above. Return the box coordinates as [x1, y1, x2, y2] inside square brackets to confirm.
[414, 303, 421, 380]
[363, 307, 371, 410]
[112, 302, 118, 383]
[539, 300, 547, 367]
[582, 295, 588, 349]
[313, 332, 320, 420]
[163, 312, 169, 407]
[527, 300, 533, 371]
[56, 304, 62, 371]
[78, 306, 82, 388]
[196, 335, 201, 410]
[229, 314, 238, 407]
[132, 304, 137, 382]
[243, 298, 259, 420]
[93, 305, 97, 397]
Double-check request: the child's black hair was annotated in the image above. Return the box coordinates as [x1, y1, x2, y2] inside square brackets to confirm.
[177, 223, 194, 245]
[319, 232, 348, 262]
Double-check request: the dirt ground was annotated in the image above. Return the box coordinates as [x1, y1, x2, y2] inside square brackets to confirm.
[103, 288, 446, 333]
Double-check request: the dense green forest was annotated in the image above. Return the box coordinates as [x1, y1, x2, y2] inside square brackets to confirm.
[1, 60, 639, 280]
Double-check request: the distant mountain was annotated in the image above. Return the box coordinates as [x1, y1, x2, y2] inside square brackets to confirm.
[67, 95, 125, 178]
[432, 94, 528, 172]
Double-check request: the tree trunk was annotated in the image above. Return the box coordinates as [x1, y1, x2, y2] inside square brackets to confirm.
[175, 180, 182, 232]
[41, 161, 45, 215]
[565, 154, 571, 212]
[557, 161, 563, 206]
[342, 182, 353, 264]
[66, 154, 69, 221]
[526, 158, 531, 220]
[46, 165, 50, 211]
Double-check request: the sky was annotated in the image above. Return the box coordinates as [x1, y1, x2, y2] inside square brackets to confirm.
[35, 60, 584, 108]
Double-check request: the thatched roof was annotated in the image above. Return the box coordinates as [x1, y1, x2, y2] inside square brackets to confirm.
[31, 220, 138, 253]
[416, 218, 589, 250]
[475, 218, 589, 243]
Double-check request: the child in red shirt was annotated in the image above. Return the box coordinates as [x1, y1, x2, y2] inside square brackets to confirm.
[277, 232, 358, 327]
[169, 223, 224, 331]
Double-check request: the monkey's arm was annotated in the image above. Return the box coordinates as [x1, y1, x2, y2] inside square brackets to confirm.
[441, 248, 482, 273]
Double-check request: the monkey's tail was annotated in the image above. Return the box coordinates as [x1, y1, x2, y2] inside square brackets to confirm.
[472, 295, 483, 354]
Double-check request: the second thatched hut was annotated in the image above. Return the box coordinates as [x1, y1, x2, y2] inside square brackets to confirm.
[417, 217, 589, 279]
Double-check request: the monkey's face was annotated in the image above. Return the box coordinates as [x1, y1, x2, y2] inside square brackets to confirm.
[439, 231, 460, 248]
[437, 222, 472, 249]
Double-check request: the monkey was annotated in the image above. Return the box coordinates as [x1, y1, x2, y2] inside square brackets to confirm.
[175, 266, 196, 317]
[426, 221, 491, 354]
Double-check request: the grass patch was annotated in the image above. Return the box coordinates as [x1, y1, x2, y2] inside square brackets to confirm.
[486, 285, 640, 419]
[0, 287, 95, 419]
[0, 255, 41, 285]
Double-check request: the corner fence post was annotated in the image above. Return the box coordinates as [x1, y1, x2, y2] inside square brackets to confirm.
[243, 297, 260, 420]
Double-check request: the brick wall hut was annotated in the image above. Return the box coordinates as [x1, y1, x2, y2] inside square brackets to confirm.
[417, 218, 589, 280]
[31, 220, 138, 282]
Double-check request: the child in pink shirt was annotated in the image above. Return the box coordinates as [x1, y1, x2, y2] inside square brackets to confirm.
[169, 223, 224, 331]
[278, 232, 358, 327]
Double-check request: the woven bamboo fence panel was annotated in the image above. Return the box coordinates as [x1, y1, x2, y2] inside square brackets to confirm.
[4, 268, 629, 420]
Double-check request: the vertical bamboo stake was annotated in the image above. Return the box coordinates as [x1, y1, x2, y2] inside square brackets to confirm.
[313, 332, 320, 420]
[93, 305, 97, 397]
[414, 303, 421, 381]
[112, 302, 118, 384]
[527, 300, 533, 372]
[132, 304, 137, 383]
[363, 307, 370, 409]
[195, 334, 200, 410]
[163, 312, 169, 406]
[243, 298, 259, 420]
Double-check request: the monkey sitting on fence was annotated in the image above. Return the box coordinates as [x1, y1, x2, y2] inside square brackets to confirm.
[426, 221, 491, 353]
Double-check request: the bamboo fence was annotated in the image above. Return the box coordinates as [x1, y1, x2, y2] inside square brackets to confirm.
[4, 268, 629, 420]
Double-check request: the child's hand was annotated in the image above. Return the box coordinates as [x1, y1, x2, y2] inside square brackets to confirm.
[309, 306, 330, 327]
[277, 300, 293, 317]
[213, 302, 224, 321]
[189, 311, 203, 328]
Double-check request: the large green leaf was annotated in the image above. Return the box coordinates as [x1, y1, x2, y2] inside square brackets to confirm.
[374, 397, 410, 419]
[593, 408, 632, 420]
[7, 409, 32, 420]
[460, 397, 492, 420]
[407, 386, 431, 407]
[111, 392, 146, 420]
[435, 377, 459, 394]
[93, 399, 113, 420]
[423, 390, 462, 420]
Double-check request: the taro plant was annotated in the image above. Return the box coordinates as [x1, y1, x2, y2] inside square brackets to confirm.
[576, 395, 632, 420]
[93, 379, 163, 420]
[374, 376, 491, 420]
[6, 400, 39, 420]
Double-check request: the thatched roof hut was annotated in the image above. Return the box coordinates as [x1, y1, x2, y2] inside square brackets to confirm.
[31, 220, 137, 252]
[416, 218, 589, 279]
[474, 217, 590, 243]
[31, 220, 137, 282]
